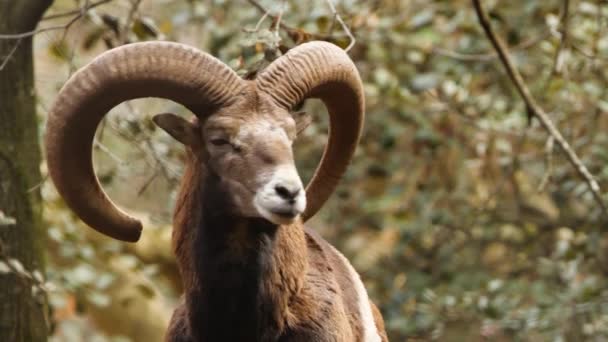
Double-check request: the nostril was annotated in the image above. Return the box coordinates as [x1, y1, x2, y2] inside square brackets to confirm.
[274, 185, 291, 199]
[275, 185, 300, 200]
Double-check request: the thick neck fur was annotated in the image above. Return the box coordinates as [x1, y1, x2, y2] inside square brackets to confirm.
[172, 150, 308, 341]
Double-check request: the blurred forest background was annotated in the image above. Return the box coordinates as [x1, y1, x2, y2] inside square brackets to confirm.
[2, 0, 608, 340]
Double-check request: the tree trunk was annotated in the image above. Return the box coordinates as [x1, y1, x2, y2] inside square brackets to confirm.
[0, 1, 53, 341]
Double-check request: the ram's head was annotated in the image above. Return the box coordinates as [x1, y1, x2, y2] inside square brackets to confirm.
[45, 41, 364, 242]
[152, 90, 308, 226]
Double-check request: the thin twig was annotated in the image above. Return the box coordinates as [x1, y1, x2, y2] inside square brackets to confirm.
[552, 0, 571, 75]
[105, 115, 180, 180]
[324, 0, 356, 52]
[0, 0, 112, 40]
[59, 8, 88, 43]
[41, 0, 112, 21]
[143, 137, 177, 181]
[94, 139, 126, 165]
[137, 163, 161, 196]
[120, 0, 143, 44]
[246, 0, 348, 44]
[570, 0, 607, 61]
[244, 9, 269, 32]
[247, 0, 291, 32]
[27, 174, 49, 193]
[538, 136, 555, 192]
[121, 103, 180, 179]
[472, 0, 608, 216]
[0, 39, 22, 71]
[274, 2, 285, 34]
[0, 24, 68, 40]
[432, 29, 551, 62]
[571, 43, 603, 60]
[593, 0, 604, 60]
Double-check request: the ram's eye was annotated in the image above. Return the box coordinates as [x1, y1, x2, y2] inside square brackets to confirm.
[210, 138, 230, 146]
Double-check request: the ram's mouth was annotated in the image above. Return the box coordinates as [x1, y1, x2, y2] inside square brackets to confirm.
[270, 209, 298, 219]
[255, 202, 301, 225]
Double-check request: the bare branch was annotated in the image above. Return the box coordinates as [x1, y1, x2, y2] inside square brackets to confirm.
[94, 139, 126, 165]
[0, 39, 22, 71]
[120, 0, 143, 44]
[274, 2, 285, 34]
[324, 0, 356, 52]
[137, 164, 161, 196]
[432, 29, 550, 62]
[41, 0, 112, 21]
[246, 0, 349, 46]
[0, 0, 112, 40]
[105, 115, 180, 180]
[0, 24, 70, 40]
[472, 0, 608, 216]
[247, 0, 291, 32]
[58, 7, 88, 43]
[552, 0, 571, 75]
[537, 136, 555, 192]
[247, 8, 270, 32]
[26, 174, 49, 193]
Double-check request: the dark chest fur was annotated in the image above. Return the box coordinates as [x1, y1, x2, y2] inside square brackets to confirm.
[188, 218, 279, 340]
[171, 170, 307, 342]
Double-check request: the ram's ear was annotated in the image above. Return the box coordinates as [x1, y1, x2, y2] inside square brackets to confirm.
[292, 111, 312, 135]
[152, 113, 201, 147]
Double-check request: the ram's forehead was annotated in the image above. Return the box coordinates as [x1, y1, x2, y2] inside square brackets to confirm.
[236, 119, 293, 139]
[203, 82, 297, 137]
[205, 115, 295, 139]
[205, 110, 293, 127]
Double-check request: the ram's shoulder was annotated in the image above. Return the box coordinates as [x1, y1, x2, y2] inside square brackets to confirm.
[303, 226, 385, 342]
[303, 226, 353, 276]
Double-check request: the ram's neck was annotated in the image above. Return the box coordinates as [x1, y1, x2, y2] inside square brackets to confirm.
[172, 152, 308, 341]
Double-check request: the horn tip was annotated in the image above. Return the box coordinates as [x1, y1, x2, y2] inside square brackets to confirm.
[97, 220, 143, 243]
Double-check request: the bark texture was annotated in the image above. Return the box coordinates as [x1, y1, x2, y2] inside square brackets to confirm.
[0, 1, 53, 341]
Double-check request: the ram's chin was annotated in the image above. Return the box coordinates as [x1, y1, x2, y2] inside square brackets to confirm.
[252, 203, 296, 225]
[260, 207, 299, 225]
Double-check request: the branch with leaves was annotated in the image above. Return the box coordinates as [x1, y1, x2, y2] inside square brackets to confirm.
[246, 0, 355, 52]
[471, 0, 608, 217]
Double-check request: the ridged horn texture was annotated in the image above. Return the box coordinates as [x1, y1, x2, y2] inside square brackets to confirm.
[257, 41, 365, 221]
[45, 42, 244, 242]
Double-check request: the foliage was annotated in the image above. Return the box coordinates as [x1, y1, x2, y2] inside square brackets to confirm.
[17, 0, 608, 340]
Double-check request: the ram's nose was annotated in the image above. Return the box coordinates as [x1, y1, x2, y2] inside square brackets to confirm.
[274, 184, 301, 204]
[254, 164, 307, 224]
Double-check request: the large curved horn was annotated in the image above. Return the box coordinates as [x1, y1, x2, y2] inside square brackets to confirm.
[256, 41, 364, 221]
[45, 42, 244, 242]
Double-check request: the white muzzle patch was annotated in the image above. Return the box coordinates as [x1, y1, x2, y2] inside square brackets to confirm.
[253, 164, 306, 225]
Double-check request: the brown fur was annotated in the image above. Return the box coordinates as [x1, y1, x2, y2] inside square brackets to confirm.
[160, 83, 386, 341]
[371, 302, 389, 342]
[45, 40, 381, 340]
[165, 148, 387, 341]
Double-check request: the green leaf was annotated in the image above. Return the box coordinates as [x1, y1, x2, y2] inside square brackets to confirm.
[48, 40, 72, 61]
[132, 17, 160, 40]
